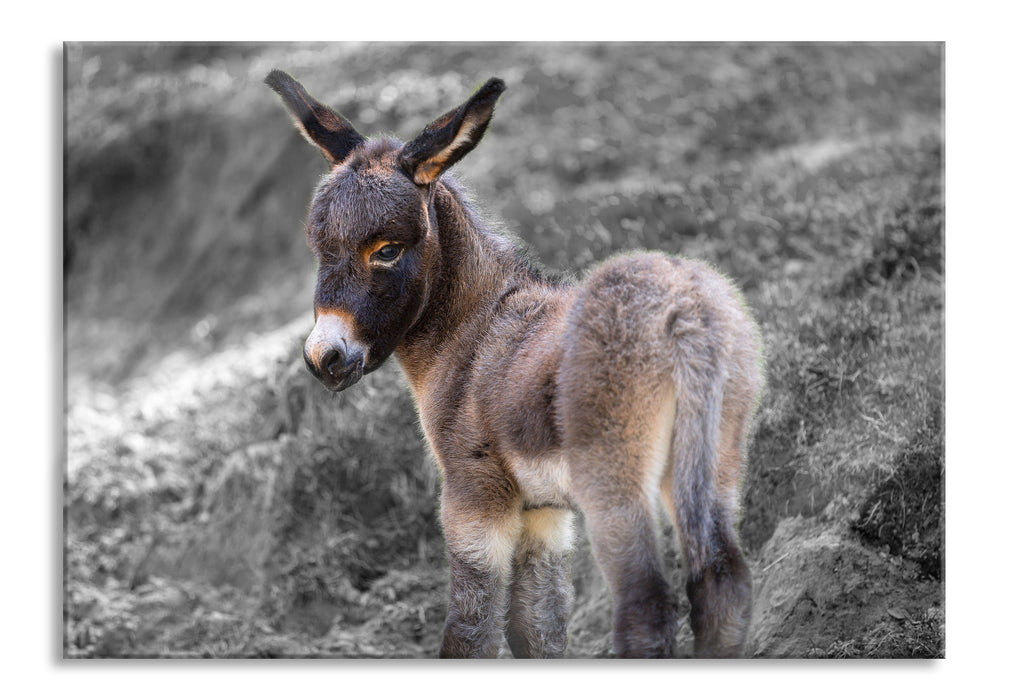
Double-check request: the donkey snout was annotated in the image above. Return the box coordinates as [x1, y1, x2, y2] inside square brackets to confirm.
[304, 309, 367, 391]
[305, 341, 365, 391]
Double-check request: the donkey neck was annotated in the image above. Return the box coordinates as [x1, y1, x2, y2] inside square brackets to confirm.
[396, 178, 528, 384]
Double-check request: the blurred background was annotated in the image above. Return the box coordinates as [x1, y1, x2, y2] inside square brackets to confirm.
[64, 42, 943, 657]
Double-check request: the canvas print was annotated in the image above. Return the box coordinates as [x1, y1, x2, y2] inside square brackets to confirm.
[64, 42, 943, 658]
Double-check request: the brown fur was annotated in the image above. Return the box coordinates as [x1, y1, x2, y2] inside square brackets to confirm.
[267, 71, 765, 658]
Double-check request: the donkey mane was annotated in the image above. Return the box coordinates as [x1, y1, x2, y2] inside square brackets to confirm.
[401, 174, 563, 354]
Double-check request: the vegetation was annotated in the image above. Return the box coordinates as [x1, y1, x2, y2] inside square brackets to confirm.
[65, 42, 943, 657]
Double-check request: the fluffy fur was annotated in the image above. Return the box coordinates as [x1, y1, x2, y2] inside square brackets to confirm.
[268, 71, 765, 658]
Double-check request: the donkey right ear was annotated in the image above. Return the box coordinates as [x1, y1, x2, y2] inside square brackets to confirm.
[266, 70, 365, 166]
[399, 78, 506, 186]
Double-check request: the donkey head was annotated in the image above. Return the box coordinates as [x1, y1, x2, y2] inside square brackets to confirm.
[266, 71, 506, 391]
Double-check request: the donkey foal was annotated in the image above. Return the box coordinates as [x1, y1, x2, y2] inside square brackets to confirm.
[267, 71, 764, 658]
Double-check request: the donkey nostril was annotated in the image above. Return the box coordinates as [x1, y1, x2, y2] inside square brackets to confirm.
[321, 347, 345, 377]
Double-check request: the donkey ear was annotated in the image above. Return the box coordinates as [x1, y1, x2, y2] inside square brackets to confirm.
[265, 69, 365, 166]
[399, 78, 506, 186]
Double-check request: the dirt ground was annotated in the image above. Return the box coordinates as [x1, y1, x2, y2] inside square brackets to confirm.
[64, 42, 943, 658]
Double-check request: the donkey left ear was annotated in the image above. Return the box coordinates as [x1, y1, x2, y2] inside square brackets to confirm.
[266, 69, 365, 166]
[399, 78, 506, 186]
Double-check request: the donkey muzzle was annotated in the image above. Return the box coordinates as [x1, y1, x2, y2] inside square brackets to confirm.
[304, 309, 367, 391]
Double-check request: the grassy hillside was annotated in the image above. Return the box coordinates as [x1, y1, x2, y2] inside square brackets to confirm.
[65, 42, 943, 658]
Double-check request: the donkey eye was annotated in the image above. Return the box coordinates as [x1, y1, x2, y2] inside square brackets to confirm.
[372, 244, 403, 263]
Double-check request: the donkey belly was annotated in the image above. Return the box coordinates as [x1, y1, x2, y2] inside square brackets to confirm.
[469, 285, 579, 509]
[507, 453, 573, 510]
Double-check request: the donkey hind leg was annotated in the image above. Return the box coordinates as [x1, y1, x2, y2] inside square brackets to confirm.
[685, 518, 750, 658]
[439, 487, 523, 658]
[576, 485, 678, 658]
[566, 394, 680, 657]
[506, 507, 576, 658]
[660, 402, 752, 658]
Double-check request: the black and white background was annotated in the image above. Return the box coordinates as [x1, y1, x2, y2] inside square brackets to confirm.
[62, 41, 944, 660]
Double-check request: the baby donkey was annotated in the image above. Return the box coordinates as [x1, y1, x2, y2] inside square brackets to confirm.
[267, 71, 764, 658]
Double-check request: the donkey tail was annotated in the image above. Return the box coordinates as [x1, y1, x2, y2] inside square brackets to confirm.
[665, 305, 729, 576]
[662, 260, 754, 656]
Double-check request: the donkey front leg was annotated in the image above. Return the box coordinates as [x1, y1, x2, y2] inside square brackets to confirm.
[439, 478, 522, 658]
[506, 507, 576, 658]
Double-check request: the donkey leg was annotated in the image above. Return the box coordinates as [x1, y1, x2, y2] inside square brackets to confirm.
[661, 457, 751, 657]
[506, 507, 575, 658]
[559, 382, 680, 657]
[439, 479, 522, 658]
[684, 529, 750, 658]
[573, 474, 678, 658]
[584, 500, 677, 658]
